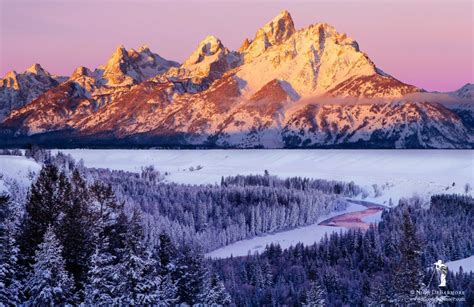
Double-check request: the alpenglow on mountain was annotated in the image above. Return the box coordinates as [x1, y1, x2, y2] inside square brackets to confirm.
[0, 11, 472, 148]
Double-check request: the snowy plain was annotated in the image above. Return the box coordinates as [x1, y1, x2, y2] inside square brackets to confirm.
[56, 149, 473, 205]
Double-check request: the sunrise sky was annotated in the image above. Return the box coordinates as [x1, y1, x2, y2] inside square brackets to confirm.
[1, 0, 472, 91]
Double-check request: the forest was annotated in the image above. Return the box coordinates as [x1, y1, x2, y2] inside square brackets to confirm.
[213, 194, 474, 305]
[90, 168, 358, 251]
[0, 149, 472, 305]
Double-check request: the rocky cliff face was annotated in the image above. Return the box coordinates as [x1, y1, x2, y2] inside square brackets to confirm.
[1, 10, 472, 148]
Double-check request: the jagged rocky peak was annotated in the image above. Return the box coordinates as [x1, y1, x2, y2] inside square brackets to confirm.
[183, 36, 227, 66]
[238, 38, 252, 53]
[0, 64, 63, 121]
[138, 44, 153, 54]
[243, 10, 296, 62]
[101, 45, 133, 86]
[1, 71, 20, 89]
[134, 44, 179, 73]
[104, 45, 129, 71]
[26, 63, 49, 76]
[127, 48, 140, 58]
[235, 15, 383, 97]
[180, 35, 238, 81]
[71, 66, 92, 79]
[309, 22, 359, 49]
[260, 10, 295, 45]
[100, 44, 178, 86]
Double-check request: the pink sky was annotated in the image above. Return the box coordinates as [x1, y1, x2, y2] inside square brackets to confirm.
[1, 0, 472, 91]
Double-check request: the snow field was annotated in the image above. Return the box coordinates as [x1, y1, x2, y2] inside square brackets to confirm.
[57, 149, 473, 205]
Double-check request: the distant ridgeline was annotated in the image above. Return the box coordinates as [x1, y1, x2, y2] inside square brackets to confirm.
[1, 11, 473, 149]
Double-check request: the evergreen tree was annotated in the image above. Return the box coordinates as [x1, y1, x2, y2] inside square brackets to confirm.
[305, 280, 326, 306]
[154, 232, 179, 303]
[25, 226, 74, 305]
[108, 209, 128, 262]
[157, 232, 177, 276]
[176, 246, 207, 304]
[84, 186, 128, 305]
[84, 239, 118, 305]
[199, 270, 232, 305]
[0, 195, 20, 305]
[393, 210, 425, 303]
[116, 208, 160, 304]
[90, 181, 122, 234]
[17, 165, 69, 271]
[157, 272, 178, 305]
[57, 169, 94, 295]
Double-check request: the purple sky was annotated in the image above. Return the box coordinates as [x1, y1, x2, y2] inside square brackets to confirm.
[1, 0, 472, 91]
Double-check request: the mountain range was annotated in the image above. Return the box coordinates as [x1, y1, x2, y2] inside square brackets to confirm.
[1, 11, 472, 148]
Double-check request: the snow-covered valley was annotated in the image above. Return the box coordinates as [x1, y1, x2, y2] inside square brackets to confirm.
[1, 149, 472, 261]
[56, 149, 473, 206]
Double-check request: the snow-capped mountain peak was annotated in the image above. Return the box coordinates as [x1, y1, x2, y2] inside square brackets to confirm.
[450, 83, 474, 100]
[3, 71, 20, 90]
[26, 63, 49, 76]
[243, 10, 296, 62]
[138, 45, 151, 53]
[1, 10, 471, 149]
[71, 66, 92, 79]
[100, 44, 178, 86]
[236, 21, 379, 97]
[184, 35, 226, 63]
[101, 45, 136, 86]
[0, 65, 64, 121]
[257, 10, 295, 45]
[179, 35, 239, 81]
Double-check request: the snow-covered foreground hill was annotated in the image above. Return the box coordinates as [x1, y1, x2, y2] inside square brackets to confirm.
[58, 149, 473, 205]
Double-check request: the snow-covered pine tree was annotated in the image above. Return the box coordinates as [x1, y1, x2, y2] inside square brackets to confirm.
[0, 194, 20, 305]
[25, 226, 74, 305]
[157, 232, 177, 276]
[176, 246, 207, 304]
[57, 169, 95, 296]
[305, 279, 326, 306]
[84, 238, 118, 305]
[116, 208, 160, 304]
[17, 165, 71, 272]
[134, 254, 162, 305]
[155, 232, 179, 304]
[84, 187, 128, 305]
[393, 210, 425, 303]
[89, 180, 122, 233]
[199, 270, 231, 305]
[157, 272, 178, 305]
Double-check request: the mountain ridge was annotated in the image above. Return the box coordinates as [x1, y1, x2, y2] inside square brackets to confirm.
[0, 10, 472, 148]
